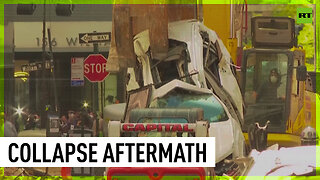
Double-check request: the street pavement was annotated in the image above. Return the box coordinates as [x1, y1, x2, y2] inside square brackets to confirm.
[15, 129, 61, 176]
[18, 129, 46, 137]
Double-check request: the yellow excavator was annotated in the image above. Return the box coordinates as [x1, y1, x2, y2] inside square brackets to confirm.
[202, 5, 319, 148]
[239, 16, 318, 147]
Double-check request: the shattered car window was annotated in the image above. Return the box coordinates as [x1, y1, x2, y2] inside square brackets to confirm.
[151, 39, 193, 87]
[201, 31, 221, 84]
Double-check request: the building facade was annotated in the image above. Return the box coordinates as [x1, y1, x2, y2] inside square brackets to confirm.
[4, 4, 123, 129]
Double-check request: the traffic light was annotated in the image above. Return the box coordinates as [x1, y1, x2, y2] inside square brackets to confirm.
[55, 4, 75, 16]
[16, 4, 36, 15]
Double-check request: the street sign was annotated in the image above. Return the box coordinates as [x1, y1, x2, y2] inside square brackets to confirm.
[79, 32, 111, 44]
[83, 54, 109, 82]
[21, 60, 53, 72]
[71, 57, 85, 86]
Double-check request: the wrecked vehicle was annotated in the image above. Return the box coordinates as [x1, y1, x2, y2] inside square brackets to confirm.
[104, 20, 245, 177]
[128, 19, 246, 161]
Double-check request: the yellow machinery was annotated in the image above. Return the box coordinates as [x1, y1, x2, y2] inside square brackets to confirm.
[239, 17, 318, 147]
[203, 5, 318, 147]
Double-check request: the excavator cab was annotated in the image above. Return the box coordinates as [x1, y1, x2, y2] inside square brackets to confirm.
[241, 49, 293, 133]
[240, 17, 312, 148]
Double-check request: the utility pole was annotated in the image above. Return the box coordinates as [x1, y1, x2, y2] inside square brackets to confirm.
[47, 28, 58, 112]
[40, 3, 50, 137]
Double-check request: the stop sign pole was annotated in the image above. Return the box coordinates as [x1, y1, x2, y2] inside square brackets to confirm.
[80, 31, 111, 136]
[87, 39, 102, 137]
[83, 53, 109, 136]
[93, 42, 98, 137]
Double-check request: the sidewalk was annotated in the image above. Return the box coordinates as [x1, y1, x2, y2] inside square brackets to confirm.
[15, 129, 61, 176]
[18, 129, 46, 137]
[4, 167, 62, 176]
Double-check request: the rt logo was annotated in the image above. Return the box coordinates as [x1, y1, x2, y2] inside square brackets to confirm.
[297, 8, 313, 23]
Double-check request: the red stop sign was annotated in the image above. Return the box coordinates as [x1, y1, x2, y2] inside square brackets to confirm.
[83, 54, 109, 82]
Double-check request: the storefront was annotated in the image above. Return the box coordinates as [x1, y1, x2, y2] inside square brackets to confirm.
[14, 21, 123, 121]
[4, 4, 123, 129]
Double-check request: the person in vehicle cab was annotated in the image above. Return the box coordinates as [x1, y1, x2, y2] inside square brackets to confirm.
[253, 68, 284, 102]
